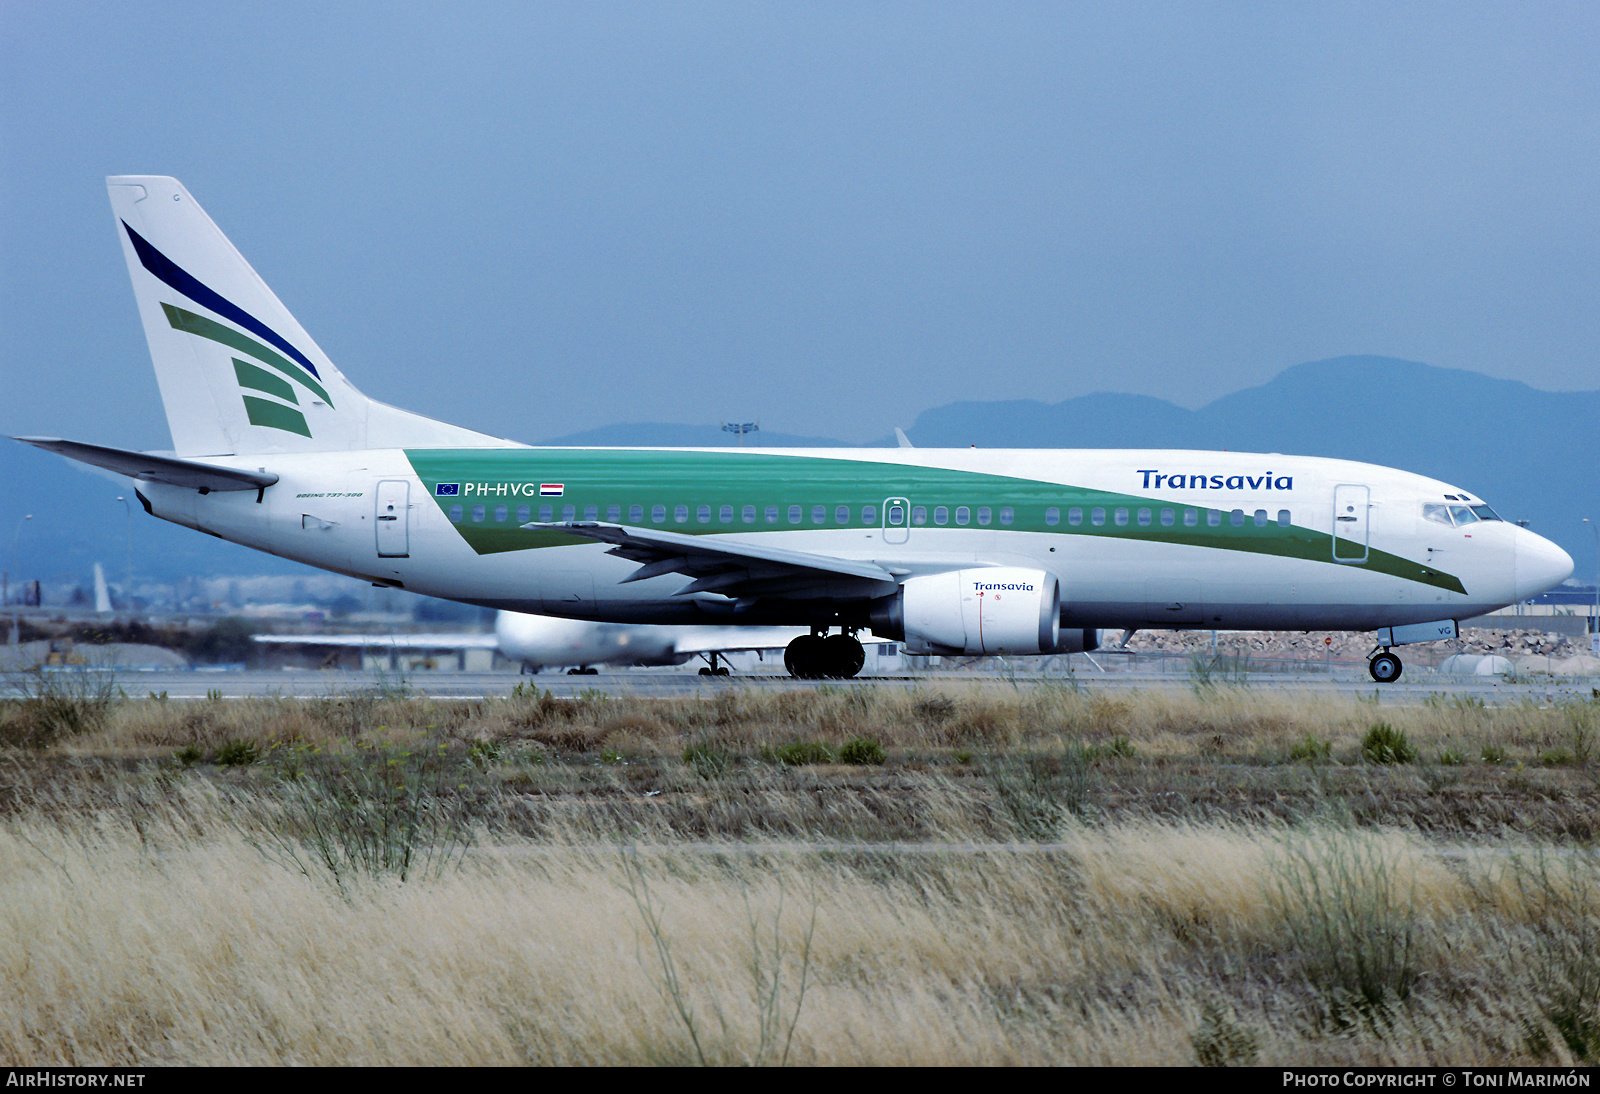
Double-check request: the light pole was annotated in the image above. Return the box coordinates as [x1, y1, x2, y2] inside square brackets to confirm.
[721, 421, 759, 447]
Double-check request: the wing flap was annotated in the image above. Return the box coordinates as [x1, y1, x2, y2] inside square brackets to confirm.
[524, 521, 900, 600]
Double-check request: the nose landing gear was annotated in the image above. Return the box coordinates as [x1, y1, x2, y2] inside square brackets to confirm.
[784, 630, 866, 679]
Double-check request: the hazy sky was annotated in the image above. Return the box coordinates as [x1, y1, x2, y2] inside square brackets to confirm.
[4, 1, 1597, 451]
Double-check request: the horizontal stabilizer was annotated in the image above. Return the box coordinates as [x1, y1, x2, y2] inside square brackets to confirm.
[13, 437, 277, 492]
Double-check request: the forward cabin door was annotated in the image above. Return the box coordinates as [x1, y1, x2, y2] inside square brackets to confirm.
[1332, 484, 1369, 563]
[376, 480, 411, 558]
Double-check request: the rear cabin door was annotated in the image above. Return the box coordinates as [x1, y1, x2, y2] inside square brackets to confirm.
[376, 480, 411, 558]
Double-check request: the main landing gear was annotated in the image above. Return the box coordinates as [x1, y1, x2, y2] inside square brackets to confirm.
[1368, 648, 1403, 684]
[784, 630, 866, 679]
[697, 651, 731, 676]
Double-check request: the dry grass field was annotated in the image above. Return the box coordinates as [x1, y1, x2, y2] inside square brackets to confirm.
[3, 671, 1600, 1065]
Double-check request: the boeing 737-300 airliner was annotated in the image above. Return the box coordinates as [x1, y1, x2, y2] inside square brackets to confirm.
[16, 177, 1575, 682]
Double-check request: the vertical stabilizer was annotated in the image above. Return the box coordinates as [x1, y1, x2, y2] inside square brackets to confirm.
[107, 176, 507, 456]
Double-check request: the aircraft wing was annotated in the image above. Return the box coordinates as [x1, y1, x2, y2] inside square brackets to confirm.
[667, 627, 889, 655]
[524, 521, 903, 600]
[253, 633, 499, 649]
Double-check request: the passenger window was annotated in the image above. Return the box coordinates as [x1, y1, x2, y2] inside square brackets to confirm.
[1230, 509, 1245, 527]
[1160, 509, 1175, 527]
[766, 506, 779, 524]
[1114, 508, 1129, 526]
[788, 505, 802, 524]
[976, 506, 991, 526]
[629, 504, 643, 522]
[862, 505, 877, 523]
[494, 505, 507, 523]
[675, 505, 689, 523]
[720, 505, 733, 523]
[606, 505, 620, 521]
[912, 506, 927, 525]
[1277, 510, 1291, 527]
[582, 505, 596, 520]
[540, 505, 553, 522]
[1207, 509, 1221, 527]
[836, 505, 850, 524]
[1253, 509, 1268, 527]
[955, 506, 970, 526]
[812, 505, 826, 525]
[472, 505, 485, 523]
[1045, 507, 1060, 526]
[449, 505, 462, 523]
[652, 505, 666, 523]
[1137, 508, 1151, 526]
[1091, 508, 1106, 526]
[742, 505, 756, 523]
[517, 505, 530, 523]
[1184, 509, 1198, 527]
[999, 507, 1013, 526]
[1069, 508, 1083, 526]
[562, 505, 575, 521]
[697, 505, 711, 523]
[933, 506, 948, 526]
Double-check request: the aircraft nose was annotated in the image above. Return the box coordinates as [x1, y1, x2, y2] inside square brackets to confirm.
[1515, 528, 1574, 602]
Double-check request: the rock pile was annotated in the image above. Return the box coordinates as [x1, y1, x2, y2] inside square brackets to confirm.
[1114, 626, 1592, 670]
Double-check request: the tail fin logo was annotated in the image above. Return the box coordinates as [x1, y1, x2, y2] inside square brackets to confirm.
[123, 221, 332, 438]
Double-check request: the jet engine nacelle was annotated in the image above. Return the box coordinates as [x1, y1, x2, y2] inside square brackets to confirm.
[873, 567, 1060, 655]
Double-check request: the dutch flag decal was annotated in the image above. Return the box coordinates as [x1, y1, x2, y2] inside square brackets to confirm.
[540, 483, 564, 496]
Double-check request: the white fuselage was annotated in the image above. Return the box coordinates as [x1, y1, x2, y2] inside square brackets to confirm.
[133, 445, 1573, 636]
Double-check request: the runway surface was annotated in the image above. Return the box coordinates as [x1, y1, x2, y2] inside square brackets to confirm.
[32, 665, 1595, 705]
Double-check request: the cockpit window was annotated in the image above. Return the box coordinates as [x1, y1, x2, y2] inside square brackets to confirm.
[1425, 501, 1504, 527]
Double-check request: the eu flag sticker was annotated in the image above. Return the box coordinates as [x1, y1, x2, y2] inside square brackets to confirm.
[435, 483, 461, 496]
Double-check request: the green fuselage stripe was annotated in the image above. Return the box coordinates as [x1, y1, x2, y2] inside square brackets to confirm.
[243, 396, 311, 437]
[163, 303, 334, 407]
[403, 449, 1467, 595]
[232, 359, 299, 403]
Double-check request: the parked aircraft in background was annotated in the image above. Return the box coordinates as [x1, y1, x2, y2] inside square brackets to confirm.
[255, 610, 822, 675]
[493, 612, 823, 674]
[17, 177, 1574, 683]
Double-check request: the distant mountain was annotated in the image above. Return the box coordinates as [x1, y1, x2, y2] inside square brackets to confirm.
[534, 422, 864, 448]
[7, 356, 1593, 594]
[893, 391, 1199, 450]
[891, 356, 1595, 554]
[540, 356, 1594, 556]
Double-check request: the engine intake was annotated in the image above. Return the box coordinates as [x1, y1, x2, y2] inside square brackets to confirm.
[871, 568, 1060, 655]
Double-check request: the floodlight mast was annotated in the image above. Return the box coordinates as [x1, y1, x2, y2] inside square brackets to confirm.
[721, 421, 759, 447]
